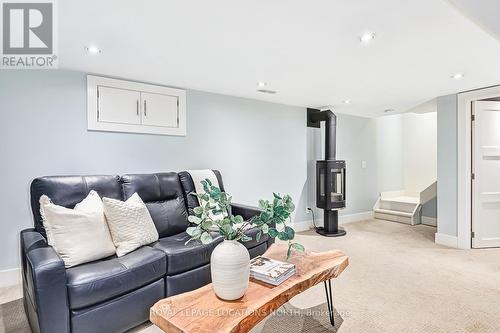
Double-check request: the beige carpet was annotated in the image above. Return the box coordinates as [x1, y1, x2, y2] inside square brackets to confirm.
[2, 219, 500, 333]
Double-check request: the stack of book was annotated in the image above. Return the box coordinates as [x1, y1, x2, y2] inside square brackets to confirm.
[249, 256, 295, 286]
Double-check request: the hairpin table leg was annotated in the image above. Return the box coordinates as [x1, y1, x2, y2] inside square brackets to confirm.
[324, 279, 334, 326]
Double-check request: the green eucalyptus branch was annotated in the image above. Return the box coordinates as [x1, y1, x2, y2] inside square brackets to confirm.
[186, 179, 305, 259]
[249, 193, 305, 259]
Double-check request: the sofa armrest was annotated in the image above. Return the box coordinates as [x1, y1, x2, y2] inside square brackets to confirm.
[21, 229, 70, 333]
[230, 203, 263, 221]
[230, 204, 277, 247]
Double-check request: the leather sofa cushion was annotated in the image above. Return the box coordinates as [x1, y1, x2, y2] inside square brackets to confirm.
[178, 170, 225, 215]
[30, 175, 122, 237]
[70, 279, 164, 333]
[166, 263, 211, 297]
[248, 242, 268, 259]
[121, 173, 189, 237]
[66, 246, 166, 310]
[151, 232, 223, 275]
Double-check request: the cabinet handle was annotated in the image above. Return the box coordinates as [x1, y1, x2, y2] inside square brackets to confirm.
[136, 100, 139, 116]
[144, 100, 147, 117]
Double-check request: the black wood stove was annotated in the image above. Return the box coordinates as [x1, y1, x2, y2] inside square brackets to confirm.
[308, 108, 347, 237]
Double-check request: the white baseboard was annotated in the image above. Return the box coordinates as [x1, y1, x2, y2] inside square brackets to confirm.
[293, 211, 374, 232]
[290, 220, 313, 232]
[422, 216, 437, 227]
[339, 211, 373, 224]
[435, 233, 458, 248]
[0, 268, 21, 288]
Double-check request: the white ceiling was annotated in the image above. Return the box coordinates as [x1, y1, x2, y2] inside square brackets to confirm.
[59, 0, 500, 117]
[448, 0, 500, 42]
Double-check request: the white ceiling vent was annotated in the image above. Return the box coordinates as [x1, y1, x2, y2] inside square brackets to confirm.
[257, 89, 277, 94]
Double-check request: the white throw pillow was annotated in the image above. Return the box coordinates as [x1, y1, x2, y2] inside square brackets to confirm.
[102, 193, 159, 257]
[39, 190, 116, 268]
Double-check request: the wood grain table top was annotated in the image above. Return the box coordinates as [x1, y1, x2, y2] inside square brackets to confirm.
[150, 244, 349, 333]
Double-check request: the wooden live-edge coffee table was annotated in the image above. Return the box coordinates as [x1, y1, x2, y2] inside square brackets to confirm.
[150, 244, 349, 333]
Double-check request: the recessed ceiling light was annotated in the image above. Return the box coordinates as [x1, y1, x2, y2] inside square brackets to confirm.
[360, 32, 376, 43]
[257, 81, 267, 87]
[343, 100, 351, 104]
[85, 45, 102, 55]
[451, 73, 464, 80]
[384, 109, 395, 113]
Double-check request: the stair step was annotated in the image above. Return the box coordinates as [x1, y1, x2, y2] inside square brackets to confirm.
[379, 198, 419, 213]
[380, 196, 419, 204]
[374, 192, 423, 226]
[373, 208, 413, 217]
[374, 211, 414, 225]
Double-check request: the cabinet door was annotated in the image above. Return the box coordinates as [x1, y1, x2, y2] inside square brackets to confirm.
[98, 86, 141, 124]
[141, 92, 179, 127]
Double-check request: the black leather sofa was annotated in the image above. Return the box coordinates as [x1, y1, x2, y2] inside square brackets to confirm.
[21, 171, 272, 333]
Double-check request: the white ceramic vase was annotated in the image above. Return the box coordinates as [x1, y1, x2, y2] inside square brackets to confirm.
[210, 240, 250, 300]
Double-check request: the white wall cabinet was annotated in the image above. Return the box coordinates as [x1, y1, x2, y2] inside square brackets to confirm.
[98, 87, 141, 125]
[141, 92, 179, 127]
[87, 75, 186, 136]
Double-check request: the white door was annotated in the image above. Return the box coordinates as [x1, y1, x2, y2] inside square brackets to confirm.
[97, 86, 141, 124]
[472, 101, 500, 248]
[141, 92, 179, 128]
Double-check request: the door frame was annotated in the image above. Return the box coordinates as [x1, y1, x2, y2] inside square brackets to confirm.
[458, 85, 500, 249]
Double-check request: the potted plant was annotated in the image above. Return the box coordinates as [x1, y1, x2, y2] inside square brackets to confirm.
[186, 179, 304, 300]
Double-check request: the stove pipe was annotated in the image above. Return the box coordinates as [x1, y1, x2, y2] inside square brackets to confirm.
[309, 110, 337, 160]
[307, 109, 347, 237]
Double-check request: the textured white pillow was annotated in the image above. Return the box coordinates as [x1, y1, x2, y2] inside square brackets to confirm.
[102, 193, 159, 257]
[40, 190, 116, 268]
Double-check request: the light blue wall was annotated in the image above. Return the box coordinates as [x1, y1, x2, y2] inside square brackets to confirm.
[437, 94, 458, 236]
[0, 69, 404, 270]
[0, 70, 308, 270]
[306, 114, 379, 222]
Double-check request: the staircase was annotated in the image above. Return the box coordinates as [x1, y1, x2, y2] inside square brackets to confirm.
[373, 182, 436, 226]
